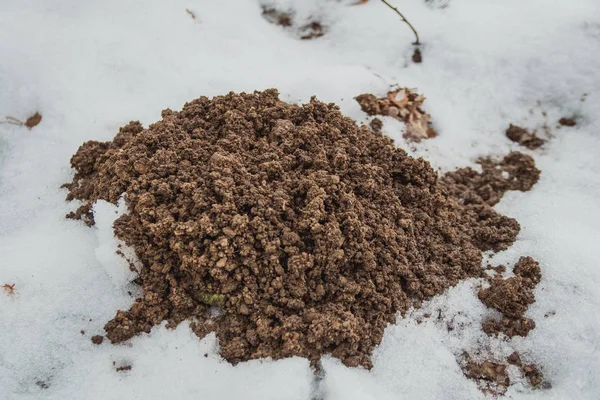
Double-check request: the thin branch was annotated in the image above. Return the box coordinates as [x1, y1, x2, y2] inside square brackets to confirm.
[0, 116, 23, 126]
[380, 0, 420, 45]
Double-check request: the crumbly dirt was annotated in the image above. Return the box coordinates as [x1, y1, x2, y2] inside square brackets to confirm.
[505, 124, 545, 149]
[440, 152, 540, 208]
[463, 358, 510, 396]
[479, 257, 541, 337]
[463, 351, 547, 394]
[64, 89, 538, 369]
[369, 118, 383, 133]
[91, 335, 104, 345]
[355, 89, 437, 141]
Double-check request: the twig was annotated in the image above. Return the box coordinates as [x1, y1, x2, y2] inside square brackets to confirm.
[380, 0, 420, 45]
[1, 116, 23, 126]
[186, 9, 196, 19]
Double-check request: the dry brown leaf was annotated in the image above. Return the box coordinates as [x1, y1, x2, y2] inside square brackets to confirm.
[387, 89, 408, 107]
[2, 283, 16, 295]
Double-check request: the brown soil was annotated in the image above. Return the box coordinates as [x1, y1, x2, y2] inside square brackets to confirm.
[262, 8, 293, 27]
[116, 365, 132, 372]
[261, 7, 325, 40]
[64, 89, 538, 369]
[412, 48, 422, 63]
[479, 257, 541, 337]
[300, 22, 325, 40]
[558, 117, 576, 127]
[464, 351, 547, 394]
[440, 152, 540, 208]
[369, 118, 383, 133]
[505, 124, 545, 149]
[91, 335, 104, 345]
[25, 112, 42, 129]
[355, 89, 436, 141]
[463, 359, 510, 395]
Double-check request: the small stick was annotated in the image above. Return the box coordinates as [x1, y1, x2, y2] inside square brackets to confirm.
[380, 0, 420, 45]
[1, 116, 23, 126]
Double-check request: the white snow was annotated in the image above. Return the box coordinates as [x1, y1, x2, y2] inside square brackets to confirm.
[93, 198, 141, 288]
[1, 0, 600, 399]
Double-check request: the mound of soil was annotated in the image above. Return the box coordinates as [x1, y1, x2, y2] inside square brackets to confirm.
[64, 89, 538, 369]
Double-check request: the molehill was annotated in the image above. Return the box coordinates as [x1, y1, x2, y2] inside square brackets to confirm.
[64, 89, 539, 368]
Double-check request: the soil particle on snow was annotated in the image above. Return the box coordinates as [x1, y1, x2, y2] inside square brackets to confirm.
[64, 89, 539, 369]
[463, 359, 510, 395]
[558, 117, 576, 127]
[91, 335, 104, 345]
[261, 6, 325, 40]
[505, 124, 545, 149]
[300, 22, 325, 40]
[369, 117, 383, 133]
[479, 257, 541, 337]
[506, 352, 548, 388]
[36, 380, 50, 390]
[25, 112, 42, 129]
[412, 48, 422, 63]
[262, 7, 293, 27]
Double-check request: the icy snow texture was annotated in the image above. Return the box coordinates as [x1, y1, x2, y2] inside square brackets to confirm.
[93, 199, 140, 287]
[1, 0, 600, 399]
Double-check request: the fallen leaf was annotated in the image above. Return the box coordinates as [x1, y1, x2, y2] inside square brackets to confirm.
[2, 283, 16, 295]
[387, 89, 408, 107]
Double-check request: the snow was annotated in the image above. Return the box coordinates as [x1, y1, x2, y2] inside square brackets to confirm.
[1, 0, 600, 398]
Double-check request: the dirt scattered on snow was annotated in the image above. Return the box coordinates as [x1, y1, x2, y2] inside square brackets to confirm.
[463, 357, 510, 396]
[355, 89, 437, 141]
[558, 117, 576, 127]
[440, 152, 540, 209]
[262, 8, 293, 27]
[505, 124, 545, 149]
[463, 350, 548, 395]
[25, 112, 42, 129]
[64, 89, 539, 370]
[412, 48, 422, 63]
[299, 21, 325, 40]
[479, 257, 541, 337]
[261, 7, 325, 40]
[91, 335, 104, 345]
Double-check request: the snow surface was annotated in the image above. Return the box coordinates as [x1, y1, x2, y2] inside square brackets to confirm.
[1, 0, 600, 398]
